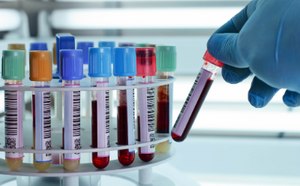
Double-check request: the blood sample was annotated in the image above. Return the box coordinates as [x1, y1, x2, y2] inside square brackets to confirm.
[155, 46, 177, 153]
[114, 47, 136, 166]
[60, 49, 84, 171]
[2, 50, 25, 171]
[53, 33, 75, 79]
[136, 48, 156, 162]
[30, 51, 52, 171]
[30, 42, 48, 51]
[88, 47, 112, 169]
[172, 51, 223, 142]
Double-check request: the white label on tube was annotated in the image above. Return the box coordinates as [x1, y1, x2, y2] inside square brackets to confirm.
[172, 69, 212, 136]
[64, 90, 81, 160]
[35, 91, 52, 162]
[126, 78, 136, 152]
[96, 83, 110, 157]
[138, 87, 155, 154]
[5, 88, 24, 159]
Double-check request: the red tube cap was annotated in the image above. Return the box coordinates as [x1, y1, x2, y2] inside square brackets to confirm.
[203, 50, 224, 67]
[136, 47, 156, 76]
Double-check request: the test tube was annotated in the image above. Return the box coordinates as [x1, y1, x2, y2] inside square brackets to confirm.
[2, 50, 25, 171]
[172, 51, 223, 142]
[88, 47, 111, 169]
[114, 47, 136, 166]
[155, 46, 176, 153]
[136, 48, 156, 162]
[30, 42, 48, 51]
[30, 51, 52, 171]
[60, 49, 84, 171]
[53, 33, 75, 79]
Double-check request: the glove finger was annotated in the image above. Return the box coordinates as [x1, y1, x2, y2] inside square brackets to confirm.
[215, 0, 258, 34]
[283, 90, 300, 107]
[222, 65, 252, 84]
[248, 77, 279, 108]
[207, 0, 258, 68]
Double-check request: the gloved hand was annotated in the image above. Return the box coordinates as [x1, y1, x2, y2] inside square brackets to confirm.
[207, 0, 300, 108]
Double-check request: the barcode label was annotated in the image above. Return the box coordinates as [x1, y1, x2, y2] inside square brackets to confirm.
[5, 88, 23, 158]
[138, 87, 155, 154]
[64, 90, 81, 160]
[126, 77, 136, 152]
[35, 91, 52, 162]
[173, 69, 212, 135]
[96, 87, 110, 157]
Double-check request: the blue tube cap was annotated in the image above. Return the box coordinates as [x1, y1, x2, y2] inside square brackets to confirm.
[77, 41, 94, 64]
[60, 49, 83, 80]
[98, 41, 116, 48]
[114, 47, 136, 76]
[55, 33, 75, 79]
[88, 47, 112, 77]
[98, 41, 115, 65]
[30, 42, 48, 51]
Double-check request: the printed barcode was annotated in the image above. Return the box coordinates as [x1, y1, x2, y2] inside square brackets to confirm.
[174, 71, 201, 127]
[43, 92, 51, 139]
[147, 87, 155, 134]
[73, 91, 80, 138]
[105, 90, 110, 147]
[5, 90, 18, 136]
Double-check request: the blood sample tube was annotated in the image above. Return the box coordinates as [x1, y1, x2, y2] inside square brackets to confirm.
[172, 51, 223, 142]
[136, 48, 156, 162]
[155, 46, 176, 153]
[114, 47, 136, 166]
[30, 42, 48, 51]
[88, 47, 111, 169]
[30, 51, 52, 171]
[53, 33, 75, 79]
[2, 50, 25, 171]
[60, 49, 84, 171]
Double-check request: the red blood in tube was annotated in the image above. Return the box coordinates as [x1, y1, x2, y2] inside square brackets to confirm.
[117, 105, 135, 166]
[172, 79, 213, 141]
[138, 150, 154, 162]
[137, 116, 154, 162]
[91, 100, 109, 169]
[156, 101, 170, 133]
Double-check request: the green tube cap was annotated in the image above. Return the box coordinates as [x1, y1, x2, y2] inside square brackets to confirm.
[2, 50, 25, 80]
[156, 46, 176, 72]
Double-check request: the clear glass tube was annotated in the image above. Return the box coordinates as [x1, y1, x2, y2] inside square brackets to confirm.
[4, 80, 24, 171]
[137, 76, 155, 162]
[63, 80, 81, 171]
[32, 81, 52, 171]
[156, 72, 174, 153]
[116, 76, 136, 166]
[172, 62, 221, 142]
[91, 77, 110, 169]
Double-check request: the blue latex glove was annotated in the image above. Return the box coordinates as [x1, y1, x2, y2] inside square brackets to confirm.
[207, 0, 300, 108]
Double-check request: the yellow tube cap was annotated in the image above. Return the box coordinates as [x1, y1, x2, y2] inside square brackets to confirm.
[30, 51, 52, 81]
[52, 43, 57, 65]
[8, 43, 26, 50]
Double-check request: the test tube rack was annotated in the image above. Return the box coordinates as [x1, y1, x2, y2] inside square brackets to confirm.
[0, 77, 175, 186]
